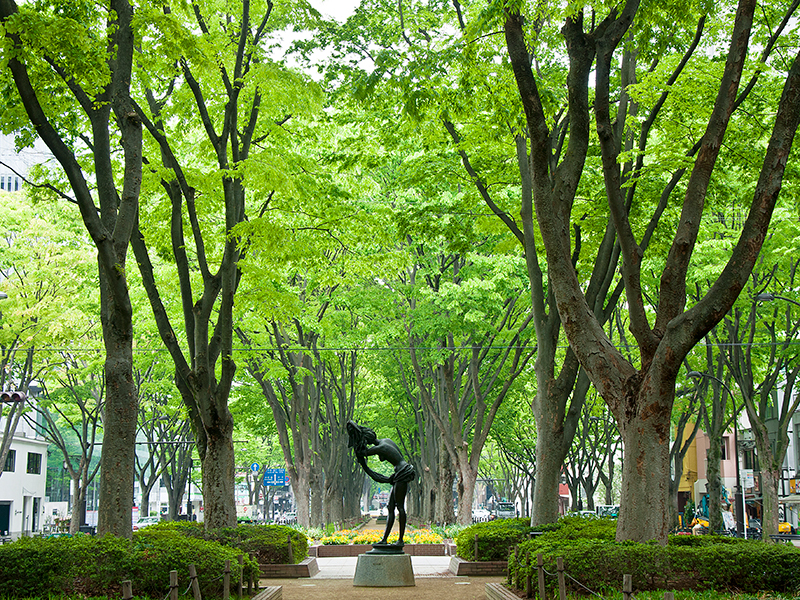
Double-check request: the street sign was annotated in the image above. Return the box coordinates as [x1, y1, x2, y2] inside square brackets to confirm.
[250, 462, 260, 473]
[263, 468, 286, 486]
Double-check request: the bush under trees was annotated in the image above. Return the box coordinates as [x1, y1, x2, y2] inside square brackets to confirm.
[0, 523, 308, 598]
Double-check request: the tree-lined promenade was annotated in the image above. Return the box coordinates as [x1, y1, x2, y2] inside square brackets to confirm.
[0, 0, 798, 546]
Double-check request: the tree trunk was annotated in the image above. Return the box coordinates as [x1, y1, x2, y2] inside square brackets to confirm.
[97, 325, 137, 536]
[706, 439, 723, 532]
[201, 425, 236, 530]
[435, 451, 455, 524]
[532, 422, 567, 525]
[761, 466, 781, 541]
[455, 455, 477, 525]
[614, 385, 672, 543]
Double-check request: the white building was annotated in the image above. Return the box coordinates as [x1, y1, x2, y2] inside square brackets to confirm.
[0, 133, 53, 192]
[0, 413, 49, 538]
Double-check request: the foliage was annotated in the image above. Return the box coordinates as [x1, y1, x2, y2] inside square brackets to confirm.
[0, 532, 258, 598]
[455, 518, 534, 561]
[145, 521, 308, 565]
[508, 530, 800, 595]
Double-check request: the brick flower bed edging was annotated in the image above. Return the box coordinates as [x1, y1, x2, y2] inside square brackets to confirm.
[310, 543, 446, 557]
[259, 557, 319, 578]
[449, 555, 507, 576]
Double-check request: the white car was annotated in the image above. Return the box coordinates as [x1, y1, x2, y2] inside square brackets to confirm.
[133, 516, 160, 531]
[472, 508, 491, 522]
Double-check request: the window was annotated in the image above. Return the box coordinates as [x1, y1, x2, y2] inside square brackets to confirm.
[721, 437, 728, 461]
[26, 452, 41, 474]
[3, 450, 14, 473]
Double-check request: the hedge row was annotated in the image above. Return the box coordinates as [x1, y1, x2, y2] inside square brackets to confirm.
[509, 537, 800, 594]
[0, 531, 259, 598]
[502, 517, 800, 595]
[0, 522, 309, 598]
[149, 521, 309, 564]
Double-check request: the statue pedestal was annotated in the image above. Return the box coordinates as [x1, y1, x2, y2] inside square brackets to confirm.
[353, 552, 415, 587]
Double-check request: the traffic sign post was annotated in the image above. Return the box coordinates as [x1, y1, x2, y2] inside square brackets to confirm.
[263, 468, 286, 486]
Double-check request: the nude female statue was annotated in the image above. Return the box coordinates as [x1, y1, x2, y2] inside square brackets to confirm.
[347, 420, 416, 547]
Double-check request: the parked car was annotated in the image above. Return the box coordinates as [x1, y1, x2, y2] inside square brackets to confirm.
[133, 516, 160, 531]
[472, 508, 491, 522]
[494, 502, 516, 519]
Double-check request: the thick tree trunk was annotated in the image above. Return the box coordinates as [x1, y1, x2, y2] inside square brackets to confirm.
[761, 467, 781, 540]
[532, 422, 567, 525]
[455, 457, 477, 525]
[97, 275, 137, 537]
[201, 426, 236, 530]
[435, 452, 455, 524]
[615, 383, 672, 543]
[706, 441, 723, 532]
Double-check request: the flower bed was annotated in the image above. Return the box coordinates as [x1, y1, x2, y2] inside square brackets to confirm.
[319, 528, 443, 545]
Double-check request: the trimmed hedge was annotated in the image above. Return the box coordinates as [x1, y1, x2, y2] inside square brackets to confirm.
[455, 518, 535, 561]
[0, 532, 260, 598]
[506, 519, 800, 595]
[145, 521, 309, 564]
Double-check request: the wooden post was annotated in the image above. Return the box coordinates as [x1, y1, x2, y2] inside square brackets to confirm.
[514, 546, 520, 588]
[474, 534, 479, 562]
[121, 580, 133, 600]
[557, 557, 566, 600]
[663, 593, 674, 600]
[250, 553, 258, 593]
[169, 570, 178, 600]
[188, 564, 202, 600]
[623, 574, 633, 600]
[223, 559, 231, 600]
[237, 554, 244, 597]
[287, 534, 294, 564]
[537, 554, 546, 600]
[525, 551, 532, 598]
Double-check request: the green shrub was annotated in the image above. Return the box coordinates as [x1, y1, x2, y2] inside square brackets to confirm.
[0, 532, 259, 598]
[145, 521, 308, 564]
[456, 518, 534, 561]
[508, 534, 800, 595]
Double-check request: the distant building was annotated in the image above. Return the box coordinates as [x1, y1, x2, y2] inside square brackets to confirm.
[0, 133, 53, 192]
[0, 411, 48, 538]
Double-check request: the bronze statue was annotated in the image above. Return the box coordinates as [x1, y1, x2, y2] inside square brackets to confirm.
[347, 420, 415, 550]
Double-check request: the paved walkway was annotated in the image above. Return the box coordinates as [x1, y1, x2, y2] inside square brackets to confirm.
[259, 555, 505, 599]
[311, 555, 453, 579]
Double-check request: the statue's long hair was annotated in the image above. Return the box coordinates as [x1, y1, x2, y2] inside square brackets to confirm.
[347, 420, 377, 455]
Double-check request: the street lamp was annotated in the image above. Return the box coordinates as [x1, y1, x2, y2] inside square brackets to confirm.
[755, 292, 800, 309]
[687, 371, 746, 538]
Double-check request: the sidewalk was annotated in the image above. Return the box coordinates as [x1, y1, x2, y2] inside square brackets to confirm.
[259, 555, 505, 598]
[312, 555, 453, 579]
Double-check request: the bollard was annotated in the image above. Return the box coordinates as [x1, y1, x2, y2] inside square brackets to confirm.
[474, 534, 479, 562]
[664, 593, 674, 600]
[169, 570, 178, 600]
[287, 534, 294, 564]
[237, 554, 244, 597]
[223, 559, 231, 600]
[121, 580, 133, 600]
[188, 564, 202, 600]
[537, 554, 546, 600]
[623, 574, 633, 600]
[557, 557, 566, 600]
[513, 546, 519, 588]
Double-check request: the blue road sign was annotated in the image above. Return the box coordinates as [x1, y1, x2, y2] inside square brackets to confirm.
[250, 462, 260, 473]
[263, 468, 286, 486]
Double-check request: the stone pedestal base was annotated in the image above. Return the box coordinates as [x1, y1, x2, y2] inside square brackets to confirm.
[353, 553, 415, 587]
